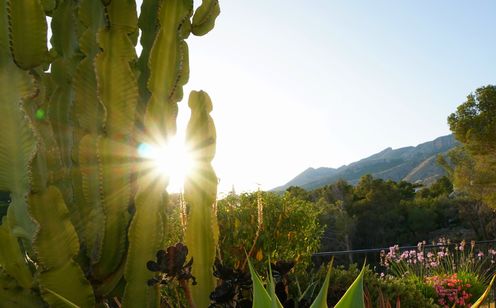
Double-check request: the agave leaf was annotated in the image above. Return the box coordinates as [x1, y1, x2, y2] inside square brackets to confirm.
[7, 0, 49, 69]
[309, 258, 334, 308]
[192, 0, 220, 36]
[334, 263, 366, 308]
[248, 258, 272, 307]
[471, 273, 496, 308]
[29, 186, 95, 307]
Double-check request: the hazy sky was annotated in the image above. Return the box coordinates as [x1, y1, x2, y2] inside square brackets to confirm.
[163, 1, 496, 193]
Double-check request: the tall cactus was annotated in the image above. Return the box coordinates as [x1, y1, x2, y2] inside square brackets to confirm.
[184, 90, 219, 307]
[0, 0, 221, 306]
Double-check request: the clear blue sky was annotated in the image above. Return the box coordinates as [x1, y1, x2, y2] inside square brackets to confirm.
[172, 1, 496, 193]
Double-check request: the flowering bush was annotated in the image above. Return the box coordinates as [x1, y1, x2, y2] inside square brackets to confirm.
[380, 238, 496, 284]
[425, 273, 472, 307]
[379, 239, 496, 306]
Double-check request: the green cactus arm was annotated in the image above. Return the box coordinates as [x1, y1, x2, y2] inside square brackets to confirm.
[145, 0, 192, 137]
[72, 0, 106, 262]
[123, 181, 166, 308]
[91, 137, 132, 279]
[88, 0, 138, 279]
[0, 215, 33, 289]
[41, 0, 56, 14]
[73, 0, 106, 134]
[78, 134, 105, 264]
[48, 0, 81, 171]
[137, 0, 159, 104]
[25, 72, 69, 186]
[29, 186, 95, 307]
[191, 0, 220, 36]
[94, 1, 138, 137]
[184, 90, 218, 307]
[6, 0, 48, 69]
[73, 57, 106, 134]
[0, 0, 38, 239]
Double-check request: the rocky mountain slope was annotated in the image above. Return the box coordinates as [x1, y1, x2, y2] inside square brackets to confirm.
[273, 135, 458, 191]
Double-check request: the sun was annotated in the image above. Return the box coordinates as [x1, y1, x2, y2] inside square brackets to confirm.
[137, 136, 195, 193]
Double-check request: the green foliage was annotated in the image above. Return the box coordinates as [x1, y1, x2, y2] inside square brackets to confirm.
[309, 259, 333, 308]
[448, 85, 496, 209]
[472, 273, 496, 308]
[417, 176, 453, 199]
[248, 259, 282, 307]
[0, 0, 221, 306]
[334, 263, 365, 308]
[249, 258, 366, 308]
[217, 191, 324, 273]
[307, 173, 496, 255]
[328, 266, 437, 308]
[448, 85, 496, 155]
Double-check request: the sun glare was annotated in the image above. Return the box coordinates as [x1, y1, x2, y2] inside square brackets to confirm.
[137, 136, 194, 193]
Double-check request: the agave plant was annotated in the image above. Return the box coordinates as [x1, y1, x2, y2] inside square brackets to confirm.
[0, 0, 220, 307]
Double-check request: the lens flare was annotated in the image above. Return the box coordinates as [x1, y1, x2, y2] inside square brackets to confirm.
[138, 136, 194, 193]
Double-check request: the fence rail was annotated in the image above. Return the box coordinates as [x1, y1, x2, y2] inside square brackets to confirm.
[312, 239, 496, 257]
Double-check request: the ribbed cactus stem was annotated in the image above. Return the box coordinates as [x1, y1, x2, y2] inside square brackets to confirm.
[184, 90, 218, 307]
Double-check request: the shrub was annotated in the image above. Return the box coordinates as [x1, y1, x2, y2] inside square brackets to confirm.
[327, 265, 437, 307]
[217, 191, 323, 273]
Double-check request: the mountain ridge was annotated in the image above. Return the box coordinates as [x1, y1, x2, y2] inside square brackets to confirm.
[273, 135, 458, 191]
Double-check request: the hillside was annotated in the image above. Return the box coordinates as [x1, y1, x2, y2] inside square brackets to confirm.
[273, 135, 458, 191]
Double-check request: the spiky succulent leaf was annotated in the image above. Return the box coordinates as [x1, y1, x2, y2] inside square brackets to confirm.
[7, 0, 48, 69]
[184, 90, 218, 307]
[248, 259, 272, 307]
[309, 258, 333, 308]
[192, 0, 220, 36]
[471, 274, 496, 308]
[334, 263, 366, 308]
[29, 186, 95, 307]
